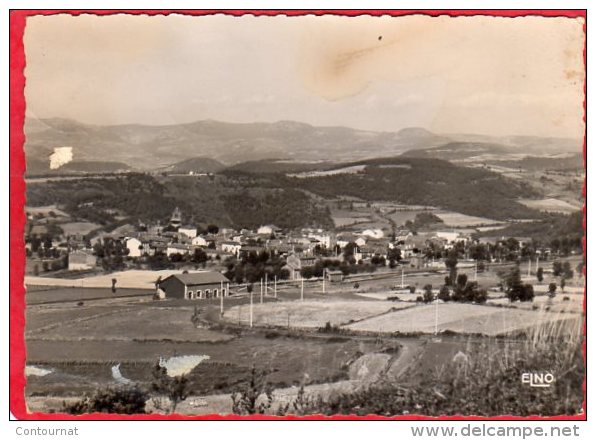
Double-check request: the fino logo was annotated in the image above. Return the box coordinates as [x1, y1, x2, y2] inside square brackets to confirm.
[521, 372, 556, 388]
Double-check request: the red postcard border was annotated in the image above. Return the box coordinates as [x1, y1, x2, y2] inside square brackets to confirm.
[9, 9, 587, 421]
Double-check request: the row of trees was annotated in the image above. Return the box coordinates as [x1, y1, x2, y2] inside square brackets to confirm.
[224, 250, 290, 285]
[300, 259, 379, 279]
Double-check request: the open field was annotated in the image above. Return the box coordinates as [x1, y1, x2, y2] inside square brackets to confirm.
[344, 302, 582, 336]
[26, 286, 152, 305]
[518, 198, 582, 214]
[27, 304, 233, 343]
[59, 221, 101, 236]
[25, 205, 69, 218]
[223, 299, 413, 328]
[26, 333, 396, 398]
[331, 215, 373, 228]
[488, 292, 584, 314]
[25, 269, 212, 289]
[434, 211, 503, 227]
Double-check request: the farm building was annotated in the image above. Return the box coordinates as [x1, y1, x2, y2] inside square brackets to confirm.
[156, 271, 231, 300]
[326, 269, 344, 283]
[68, 249, 97, 271]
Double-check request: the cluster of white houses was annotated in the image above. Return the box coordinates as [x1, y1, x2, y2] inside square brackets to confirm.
[27, 208, 540, 293]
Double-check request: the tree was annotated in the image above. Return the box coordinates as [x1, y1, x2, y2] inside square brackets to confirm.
[387, 247, 402, 264]
[553, 261, 563, 277]
[561, 278, 566, 292]
[548, 282, 557, 298]
[111, 278, 117, 294]
[501, 266, 533, 302]
[422, 284, 434, 303]
[536, 267, 544, 283]
[207, 224, 219, 234]
[231, 367, 273, 415]
[192, 248, 208, 268]
[456, 274, 468, 291]
[150, 361, 189, 414]
[444, 249, 458, 285]
[343, 242, 358, 261]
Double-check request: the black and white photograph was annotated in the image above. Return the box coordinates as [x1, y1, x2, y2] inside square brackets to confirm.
[16, 11, 585, 418]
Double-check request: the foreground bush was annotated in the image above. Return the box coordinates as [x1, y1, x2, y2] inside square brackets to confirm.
[64, 387, 148, 415]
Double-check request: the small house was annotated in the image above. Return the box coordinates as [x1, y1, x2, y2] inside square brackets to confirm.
[326, 269, 344, 283]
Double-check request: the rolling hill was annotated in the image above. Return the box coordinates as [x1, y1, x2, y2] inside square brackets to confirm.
[24, 117, 582, 175]
[159, 157, 226, 174]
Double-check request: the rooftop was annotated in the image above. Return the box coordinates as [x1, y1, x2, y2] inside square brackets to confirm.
[166, 271, 229, 285]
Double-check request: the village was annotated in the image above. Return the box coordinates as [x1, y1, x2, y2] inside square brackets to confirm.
[10, 8, 587, 421]
[23, 198, 584, 415]
[24, 203, 565, 292]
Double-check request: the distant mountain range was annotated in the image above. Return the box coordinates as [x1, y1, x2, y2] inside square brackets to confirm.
[23, 117, 582, 174]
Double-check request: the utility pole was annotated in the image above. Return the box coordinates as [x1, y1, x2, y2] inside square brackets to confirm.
[474, 261, 477, 281]
[274, 275, 277, 299]
[434, 292, 439, 336]
[220, 281, 224, 316]
[401, 265, 405, 288]
[265, 272, 268, 296]
[260, 279, 263, 304]
[527, 258, 531, 277]
[249, 289, 253, 328]
[301, 276, 304, 301]
[322, 268, 326, 294]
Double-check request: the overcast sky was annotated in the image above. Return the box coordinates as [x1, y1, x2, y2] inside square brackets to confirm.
[24, 13, 585, 138]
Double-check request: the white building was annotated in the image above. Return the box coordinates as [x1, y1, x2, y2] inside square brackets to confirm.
[166, 243, 191, 257]
[257, 225, 280, 235]
[191, 236, 208, 247]
[221, 241, 242, 256]
[178, 226, 198, 239]
[308, 233, 334, 249]
[125, 237, 143, 258]
[436, 231, 460, 243]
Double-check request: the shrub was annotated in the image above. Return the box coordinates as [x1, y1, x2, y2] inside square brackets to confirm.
[422, 285, 434, 303]
[438, 285, 451, 302]
[548, 283, 558, 298]
[64, 386, 148, 415]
